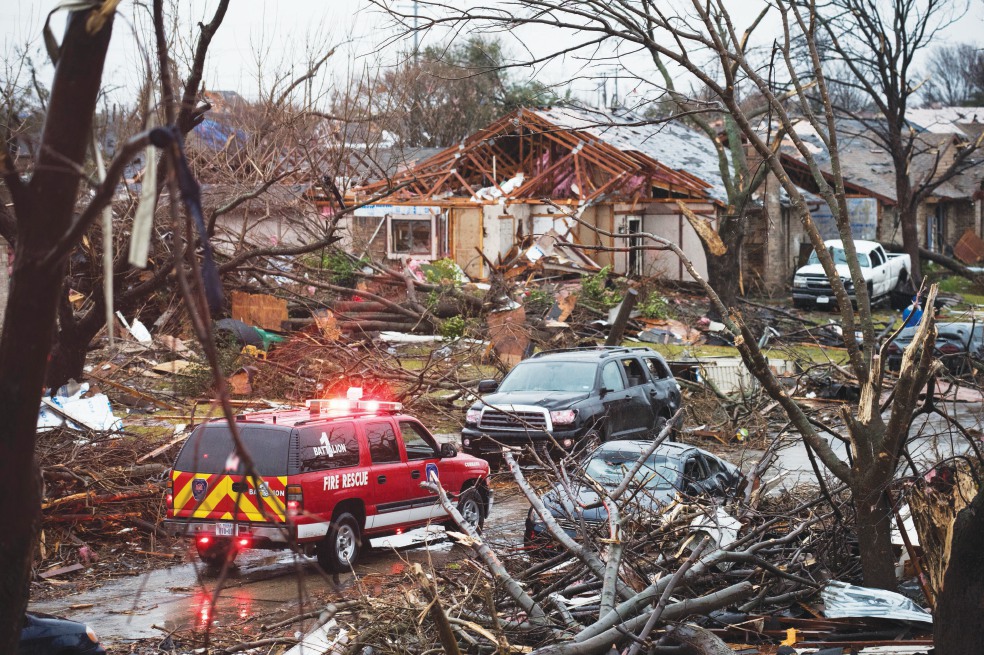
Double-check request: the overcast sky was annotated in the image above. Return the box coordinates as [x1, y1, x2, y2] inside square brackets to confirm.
[3, 1, 983, 110]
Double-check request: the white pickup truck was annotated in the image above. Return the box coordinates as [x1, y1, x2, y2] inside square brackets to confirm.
[792, 239, 911, 309]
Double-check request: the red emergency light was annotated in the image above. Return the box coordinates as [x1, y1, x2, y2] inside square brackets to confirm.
[306, 389, 402, 416]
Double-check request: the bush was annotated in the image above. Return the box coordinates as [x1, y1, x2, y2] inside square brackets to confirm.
[438, 315, 467, 340]
[580, 266, 623, 310]
[637, 291, 670, 319]
[320, 250, 366, 288]
[523, 288, 554, 315]
[422, 258, 465, 286]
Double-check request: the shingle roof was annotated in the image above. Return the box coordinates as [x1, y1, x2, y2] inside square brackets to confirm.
[532, 106, 730, 203]
[781, 118, 984, 202]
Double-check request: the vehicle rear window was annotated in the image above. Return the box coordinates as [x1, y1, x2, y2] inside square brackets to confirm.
[175, 424, 290, 476]
[298, 423, 361, 471]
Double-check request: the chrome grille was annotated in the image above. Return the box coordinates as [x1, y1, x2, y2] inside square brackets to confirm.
[803, 275, 833, 290]
[479, 409, 548, 431]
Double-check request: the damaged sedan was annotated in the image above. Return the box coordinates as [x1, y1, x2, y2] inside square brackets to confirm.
[525, 440, 743, 547]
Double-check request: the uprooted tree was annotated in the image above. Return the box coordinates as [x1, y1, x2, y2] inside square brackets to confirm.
[383, 0, 973, 595]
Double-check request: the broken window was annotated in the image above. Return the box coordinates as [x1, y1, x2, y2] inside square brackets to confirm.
[620, 358, 647, 386]
[387, 215, 435, 259]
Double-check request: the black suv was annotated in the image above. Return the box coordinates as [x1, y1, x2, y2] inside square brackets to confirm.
[461, 347, 682, 460]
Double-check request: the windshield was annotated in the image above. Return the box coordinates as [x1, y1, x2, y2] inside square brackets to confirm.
[584, 451, 679, 489]
[808, 247, 870, 268]
[497, 361, 597, 393]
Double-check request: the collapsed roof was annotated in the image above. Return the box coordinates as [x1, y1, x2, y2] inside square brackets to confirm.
[349, 107, 720, 206]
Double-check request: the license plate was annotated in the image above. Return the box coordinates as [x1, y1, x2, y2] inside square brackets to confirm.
[816, 296, 829, 304]
[216, 523, 234, 536]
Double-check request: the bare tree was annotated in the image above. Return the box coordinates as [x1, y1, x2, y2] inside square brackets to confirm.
[922, 42, 984, 107]
[811, 0, 979, 284]
[0, 6, 123, 650]
[383, 0, 957, 592]
[1, 3, 392, 389]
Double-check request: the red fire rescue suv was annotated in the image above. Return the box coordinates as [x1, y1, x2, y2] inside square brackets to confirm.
[164, 394, 492, 572]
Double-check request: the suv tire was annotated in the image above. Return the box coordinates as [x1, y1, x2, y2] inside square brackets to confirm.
[318, 512, 362, 573]
[446, 487, 485, 535]
[196, 539, 233, 567]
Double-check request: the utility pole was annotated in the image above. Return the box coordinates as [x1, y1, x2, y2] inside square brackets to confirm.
[413, 1, 419, 64]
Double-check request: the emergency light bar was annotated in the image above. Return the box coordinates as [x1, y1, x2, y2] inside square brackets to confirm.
[306, 398, 403, 415]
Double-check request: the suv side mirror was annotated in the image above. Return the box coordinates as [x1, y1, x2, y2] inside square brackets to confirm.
[599, 387, 612, 398]
[477, 379, 499, 394]
[440, 442, 458, 458]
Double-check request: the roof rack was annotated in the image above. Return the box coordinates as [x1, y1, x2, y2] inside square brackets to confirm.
[530, 346, 649, 358]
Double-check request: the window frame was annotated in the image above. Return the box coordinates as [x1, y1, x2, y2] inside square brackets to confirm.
[600, 361, 626, 392]
[386, 214, 437, 260]
[398, 420, 440, 461]
[297, 422, 362, 473]
[643, 356, 671, 380]
[364, 419, 403, 464]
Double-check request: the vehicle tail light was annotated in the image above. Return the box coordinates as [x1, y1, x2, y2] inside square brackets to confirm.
[939, 344, 961, 355]
[198, 535, 210, 546]
[165, 474, 173, 509]
[237, 536, 251, 549]
[287, 484, 303, 517]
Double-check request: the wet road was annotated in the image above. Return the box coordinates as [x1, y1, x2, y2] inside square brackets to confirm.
[30, 486, 531, 647]
[770, 401, 984, 487]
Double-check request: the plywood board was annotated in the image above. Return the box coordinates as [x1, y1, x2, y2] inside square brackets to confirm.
[231, 291, 288, 331]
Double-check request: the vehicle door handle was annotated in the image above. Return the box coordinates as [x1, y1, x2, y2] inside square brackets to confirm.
[377, 475, 387, 484]
[411, 470, 421, 479]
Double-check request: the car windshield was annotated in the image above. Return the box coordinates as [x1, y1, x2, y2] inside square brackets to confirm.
[497, 361, 597, 392]
[808, 247, 870, 268]
[584, 451, 679, 489]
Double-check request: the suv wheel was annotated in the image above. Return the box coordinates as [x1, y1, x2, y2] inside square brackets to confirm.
[318, 512, 362, 573]
[196, 538, 234, 567]
[446, 487, 485, 535]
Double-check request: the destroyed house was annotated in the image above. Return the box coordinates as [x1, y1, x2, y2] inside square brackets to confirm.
[754, 116, 984, 291]
[339, 107, 726, 281]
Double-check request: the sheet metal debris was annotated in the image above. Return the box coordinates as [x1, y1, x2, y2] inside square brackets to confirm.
[821, 581, 932, 624]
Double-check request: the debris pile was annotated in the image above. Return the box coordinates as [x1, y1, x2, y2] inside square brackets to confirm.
[34, 427, 183, 591]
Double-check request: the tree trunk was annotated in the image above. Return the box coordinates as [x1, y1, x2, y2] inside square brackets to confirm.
[853, 484, 899, 590]
[704, 214, 744, 320]
[0, 10, 113, 652]
[897, 186, 922, 286]
[935, 487, 984, 654]
[45, 324, 93, 390]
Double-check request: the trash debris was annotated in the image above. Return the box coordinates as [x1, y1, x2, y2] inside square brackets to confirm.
[115, 311, 152, 345]
[821, 581, 933, 624]
[38, 382, 122, 433]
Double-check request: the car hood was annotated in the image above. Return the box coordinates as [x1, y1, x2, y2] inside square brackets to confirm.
[541, 484, 677, 523]
[474, 390, 590, 411]
[796, 263, 871, 280]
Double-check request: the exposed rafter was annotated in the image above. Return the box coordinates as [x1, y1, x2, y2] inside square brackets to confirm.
[348, 108, 712, 206]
